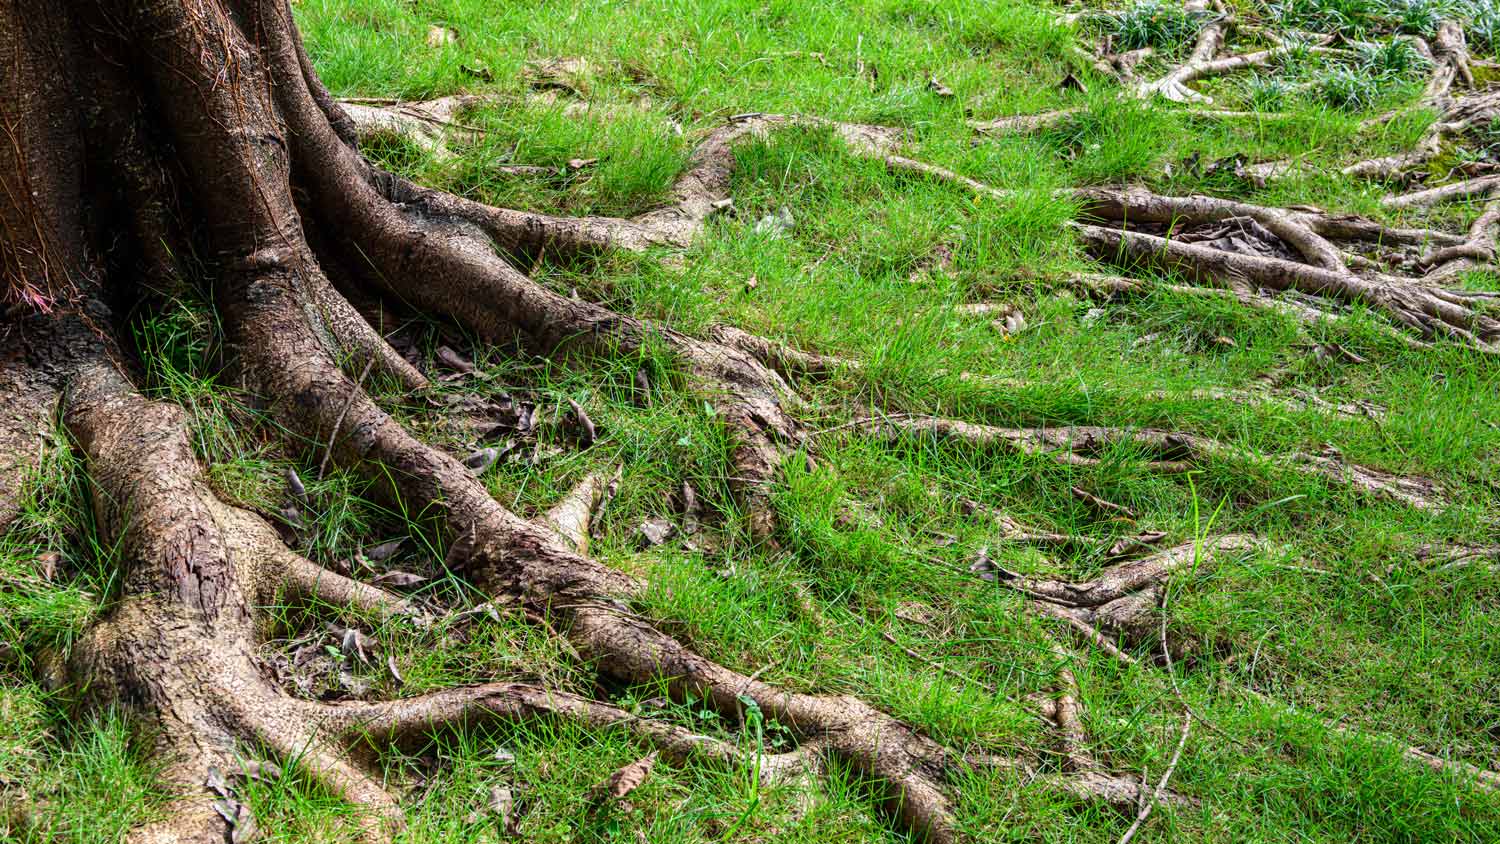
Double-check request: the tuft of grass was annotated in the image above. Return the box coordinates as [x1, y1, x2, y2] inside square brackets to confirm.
[1108, 0, 1206, 51]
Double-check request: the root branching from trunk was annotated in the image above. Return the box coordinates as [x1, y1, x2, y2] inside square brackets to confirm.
[3, 1, 1496, 842]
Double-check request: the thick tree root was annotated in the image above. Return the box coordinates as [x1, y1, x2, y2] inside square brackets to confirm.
[855, 413, 1447, 510]
[8, 2, 1494, 841]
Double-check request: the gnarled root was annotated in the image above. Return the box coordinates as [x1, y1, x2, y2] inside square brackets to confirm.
[855, 413, 1448, 510]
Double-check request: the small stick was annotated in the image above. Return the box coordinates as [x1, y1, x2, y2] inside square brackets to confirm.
[320, 357, 375, 479]
[1118, 710, 1191, 844]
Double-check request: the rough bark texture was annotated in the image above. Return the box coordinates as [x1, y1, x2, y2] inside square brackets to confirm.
[4, 1, 1496, 841]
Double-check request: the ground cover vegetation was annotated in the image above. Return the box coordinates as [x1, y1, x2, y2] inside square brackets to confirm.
[1, 0, 1498, 841]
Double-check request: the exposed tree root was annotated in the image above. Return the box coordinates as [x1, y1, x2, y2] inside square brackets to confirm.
[6, 2, 1495, 841]
[855, 413, 1447, 510]
[1075, 223, 1500, 352]
[338, 94, 487, 161]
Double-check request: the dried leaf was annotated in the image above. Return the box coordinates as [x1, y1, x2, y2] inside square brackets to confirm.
[492, 746, 517, 765]
[744, 274, 758, 291]
[463, 447, 501, 475]
[364, 538, 405, 562]
[373, 570, 427, 588]
[426, 25, 458, 48]
[679, 481, 703, 536]
[927, 76, 954, 97]
[566, 157, 599, 170]
[236, 760, 282, 783]
[1059, 71, 1087, 93]
[35, 551, 60, 582]
[636, 517, 675, 548]
[593, 753, 656, 801]
[436, 345, 476, 374]
[387, 655, 404, 686]
[285, 467, 306, 500]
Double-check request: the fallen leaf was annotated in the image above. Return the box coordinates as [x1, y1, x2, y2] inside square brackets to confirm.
[463, 447, 501, 475]
[35, 551, 60, 582]
[636, 517, 675, 548]
[426, 25, 457, 49]
[387, 655, 404, 686]
[364, 538, 405, 562]
[436, 345, 475, 374]
[593, 753, 656, 802]
[493, 746, 517, 765]
[566, 157, 599, 170]
[679, 481, 704, 536]
[927, 76, 955, 97]
[373, 570, 427, 588]
[1059, 71, 1087, 93]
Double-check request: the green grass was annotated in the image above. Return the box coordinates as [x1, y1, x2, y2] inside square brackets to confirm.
[5, 0, 1500, 841]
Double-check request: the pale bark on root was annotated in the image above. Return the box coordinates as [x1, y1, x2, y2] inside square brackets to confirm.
[854, 414, 1448, 510]
[1075, 223, 1500, 352]
[284, 82, 806, 541]
[57, 348, 409, 844]
[12, 2, 1491, 840]
[343, 105, 902, 259]
[1066, 272, 1429, 352]
[996, 536, 1259, 661]
[869, 161, 1492, 350]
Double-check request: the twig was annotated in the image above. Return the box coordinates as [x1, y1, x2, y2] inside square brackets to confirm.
[1115, 584, 1193, 844]
[1118, 710, 1191, 844]
[319, 357, 375, 479]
